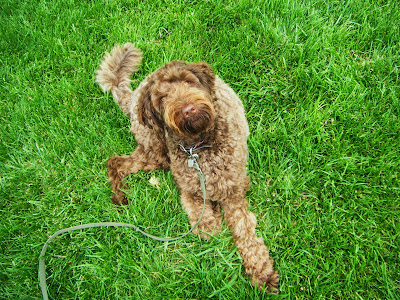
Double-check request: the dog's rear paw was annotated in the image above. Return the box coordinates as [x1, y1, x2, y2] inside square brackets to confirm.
[107, 155, 130, 205]
[111, 191, 128, 205]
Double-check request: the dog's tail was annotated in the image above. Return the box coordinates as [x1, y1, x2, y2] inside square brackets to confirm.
[96, 43, 142, 116]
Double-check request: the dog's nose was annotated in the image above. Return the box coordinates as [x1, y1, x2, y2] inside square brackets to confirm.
[182, 104, 197, 118]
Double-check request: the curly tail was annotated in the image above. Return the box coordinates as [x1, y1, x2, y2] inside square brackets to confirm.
[96, 43, 142, 116]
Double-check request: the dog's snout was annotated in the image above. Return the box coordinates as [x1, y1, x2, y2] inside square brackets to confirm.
[182, 104, 197, 118]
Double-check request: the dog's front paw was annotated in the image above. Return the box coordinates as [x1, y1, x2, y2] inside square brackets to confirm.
[251, 263, 279, 293]
[191, 216, 222, 239]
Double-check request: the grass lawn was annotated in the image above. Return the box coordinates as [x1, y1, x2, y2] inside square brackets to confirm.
[1, 0, 399, 298]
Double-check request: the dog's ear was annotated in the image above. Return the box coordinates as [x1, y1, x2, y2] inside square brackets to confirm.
[186, 62, 215, 94]
[137, 82, 163, 129]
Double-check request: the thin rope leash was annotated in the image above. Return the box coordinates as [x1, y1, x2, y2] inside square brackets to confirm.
[38, 145, 208, 300]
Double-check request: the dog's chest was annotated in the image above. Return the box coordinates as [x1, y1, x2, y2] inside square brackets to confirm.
[167, 145, 247, 200]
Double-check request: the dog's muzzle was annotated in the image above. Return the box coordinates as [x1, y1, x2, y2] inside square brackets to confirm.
[164, 94, 215, 137]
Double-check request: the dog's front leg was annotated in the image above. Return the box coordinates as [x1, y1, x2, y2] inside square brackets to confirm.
[221, 197, 279, 292]
[180, 192, 222, 239]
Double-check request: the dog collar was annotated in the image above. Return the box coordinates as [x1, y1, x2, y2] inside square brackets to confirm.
[179, 140, 211, 155]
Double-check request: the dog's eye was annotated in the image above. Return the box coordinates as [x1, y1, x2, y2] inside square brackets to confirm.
[183, 80, 195, 86]
[160, 97, 166, 104]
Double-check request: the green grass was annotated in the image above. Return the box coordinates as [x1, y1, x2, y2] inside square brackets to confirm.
[1, 0, 399, 298]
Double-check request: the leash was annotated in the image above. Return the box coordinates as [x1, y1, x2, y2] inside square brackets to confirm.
[38, 144, 208, 300]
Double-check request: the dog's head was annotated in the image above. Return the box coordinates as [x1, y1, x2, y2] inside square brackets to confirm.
[137, 61, 216, 138]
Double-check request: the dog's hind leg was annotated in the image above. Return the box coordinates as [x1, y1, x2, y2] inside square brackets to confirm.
[106, 144, 169, 205]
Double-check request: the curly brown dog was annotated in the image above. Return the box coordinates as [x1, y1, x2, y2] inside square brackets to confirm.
[96, 43, 279, 291]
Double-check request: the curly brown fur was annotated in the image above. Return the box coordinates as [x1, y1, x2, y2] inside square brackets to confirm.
[96, 43, 142, 116]
[96, 43, 279, 292]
